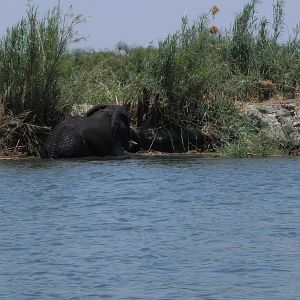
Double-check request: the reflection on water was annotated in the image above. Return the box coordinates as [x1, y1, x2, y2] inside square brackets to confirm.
[0, 157, 300, 299]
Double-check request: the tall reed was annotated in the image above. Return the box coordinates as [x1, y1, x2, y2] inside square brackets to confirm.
[0, 3, 83, 155]
[0, 3, 84, 127]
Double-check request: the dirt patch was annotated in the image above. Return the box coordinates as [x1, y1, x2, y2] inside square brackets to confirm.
[236, 97, 300, 113]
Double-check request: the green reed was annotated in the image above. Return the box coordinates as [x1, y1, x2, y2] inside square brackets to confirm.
[0, 3, 83, 155]
[0, 3, 83, 127]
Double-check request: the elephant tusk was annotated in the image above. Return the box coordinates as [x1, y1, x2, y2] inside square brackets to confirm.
[129, 140, 138, 145]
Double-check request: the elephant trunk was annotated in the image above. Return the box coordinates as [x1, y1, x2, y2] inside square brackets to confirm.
[39, 146, 49, 158]
[126, 127, 141, 153]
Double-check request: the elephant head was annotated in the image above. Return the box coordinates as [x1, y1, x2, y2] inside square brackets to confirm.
[86, 104, 141, 154]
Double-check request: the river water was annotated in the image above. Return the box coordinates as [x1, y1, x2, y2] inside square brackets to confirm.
[0, 156, 299, 299]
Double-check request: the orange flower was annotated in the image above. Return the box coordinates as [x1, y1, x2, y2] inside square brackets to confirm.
[210, 5, 220, 16]
[209, 26, 219, 35]
[259, 80, 274, 90]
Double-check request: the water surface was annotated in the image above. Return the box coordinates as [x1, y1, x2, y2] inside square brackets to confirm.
[0, 157, 299, 299]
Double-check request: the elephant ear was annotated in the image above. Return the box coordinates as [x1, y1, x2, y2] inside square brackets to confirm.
[111, 107, 130, 140]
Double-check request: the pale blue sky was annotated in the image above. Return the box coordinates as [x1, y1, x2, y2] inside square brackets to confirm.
[0, 0, 299, 50]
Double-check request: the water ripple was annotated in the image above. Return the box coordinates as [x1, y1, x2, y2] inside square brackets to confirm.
[0, 157, 300, 299]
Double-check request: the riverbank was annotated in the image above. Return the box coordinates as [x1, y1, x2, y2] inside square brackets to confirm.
[0, 1, 299, 158]
[1, 97, 300, 159]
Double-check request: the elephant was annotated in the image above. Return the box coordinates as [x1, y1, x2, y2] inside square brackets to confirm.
[138, 126, 211, 152]
[41, 104, 140, 158]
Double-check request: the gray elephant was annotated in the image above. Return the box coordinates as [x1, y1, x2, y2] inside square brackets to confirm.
[139, 126, 210, 152]
[41, 104, 140, 158]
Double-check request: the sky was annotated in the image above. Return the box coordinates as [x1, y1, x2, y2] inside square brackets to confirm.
[0, 0, 299, 50]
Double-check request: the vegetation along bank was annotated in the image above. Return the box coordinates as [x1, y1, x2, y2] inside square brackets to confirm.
[0, 0, 299, 158]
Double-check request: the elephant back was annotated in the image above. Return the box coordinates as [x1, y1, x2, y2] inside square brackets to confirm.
[85, 104, 108, 117]
[41, 117, 89, 158]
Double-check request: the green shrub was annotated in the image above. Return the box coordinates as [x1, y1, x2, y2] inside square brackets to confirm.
[135, 15, 231, 130]
[279, 124, 300, 154]
[219, 128, 280, 158]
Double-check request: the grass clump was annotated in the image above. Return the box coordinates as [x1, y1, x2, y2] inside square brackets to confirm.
[219, 128, 280, 158]
[60, 46, 156, 107]
[0, 3, 84, 155]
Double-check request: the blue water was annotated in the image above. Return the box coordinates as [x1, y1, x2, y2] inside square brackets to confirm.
[0, 157, 299, 300]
